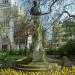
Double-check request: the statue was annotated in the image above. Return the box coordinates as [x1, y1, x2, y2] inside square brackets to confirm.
[30, 1, 41, 16]
[30, 1, 46, 62]
[15, 3, 47, 69]
[15, 1, 60, 71]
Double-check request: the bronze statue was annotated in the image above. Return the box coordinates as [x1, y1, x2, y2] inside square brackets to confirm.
[30, 1, 46, 62]
[30, 1, 41, 16]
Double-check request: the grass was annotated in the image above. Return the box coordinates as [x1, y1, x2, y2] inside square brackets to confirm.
[0, 54, 28, 68]
[5, 55, 25, 61]
[16, 57, 28, 61]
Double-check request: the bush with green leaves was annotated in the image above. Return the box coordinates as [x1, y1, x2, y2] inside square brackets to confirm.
[7, 49, 28, 56]
[58, 40, 75, 56]
[47, 48, 59, 55]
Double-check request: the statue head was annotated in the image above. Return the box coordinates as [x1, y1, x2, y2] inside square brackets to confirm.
[33, 1, 37, 7]
[30, 1, 41, 15]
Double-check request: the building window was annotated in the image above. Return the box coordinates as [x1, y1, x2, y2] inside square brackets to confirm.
[3, 0, 8, 4]
[2, 44, 8, 49]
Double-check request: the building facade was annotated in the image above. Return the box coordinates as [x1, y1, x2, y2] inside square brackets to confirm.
[0, 0, 12, 49]
[0, 0, 32, 50]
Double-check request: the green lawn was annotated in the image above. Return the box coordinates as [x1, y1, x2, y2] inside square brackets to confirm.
[5, 55, 26, 61]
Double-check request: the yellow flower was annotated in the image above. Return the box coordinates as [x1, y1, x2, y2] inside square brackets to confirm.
[0, 67, 75, 75]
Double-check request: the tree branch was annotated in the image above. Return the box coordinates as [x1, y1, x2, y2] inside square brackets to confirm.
[63, 3, 75, 9]
[31, 0, 60, 16]
[32, 1, 75, 16]
[45, 10, 75, 31]
[63, 11, 75, 17]
[49, 0, 59, 12]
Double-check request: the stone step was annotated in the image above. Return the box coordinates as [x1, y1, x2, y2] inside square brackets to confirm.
[14, 67, 49, 71]
[14, 64, 51, 71]
[15, 64, 48, 69]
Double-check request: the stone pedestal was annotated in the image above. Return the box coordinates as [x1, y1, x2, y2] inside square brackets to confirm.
[33, 50, 45, 62]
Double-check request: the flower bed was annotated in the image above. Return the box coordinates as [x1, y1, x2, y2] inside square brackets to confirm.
[0, 67, 75, 75]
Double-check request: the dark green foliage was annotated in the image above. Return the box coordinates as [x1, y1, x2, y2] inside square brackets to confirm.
[47, 48, 58, 55]
[63, 19, 75, 39]
[47, 39, 75, 57]
[58, 40, 75, 56]
[7, 49, 27, 56]
[64, 40, 75, 56]
[57, 45, 67, 56]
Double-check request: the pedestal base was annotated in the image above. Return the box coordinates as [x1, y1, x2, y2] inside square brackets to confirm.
[33, 50, 45, 62]
[14, 62, 60, 71]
